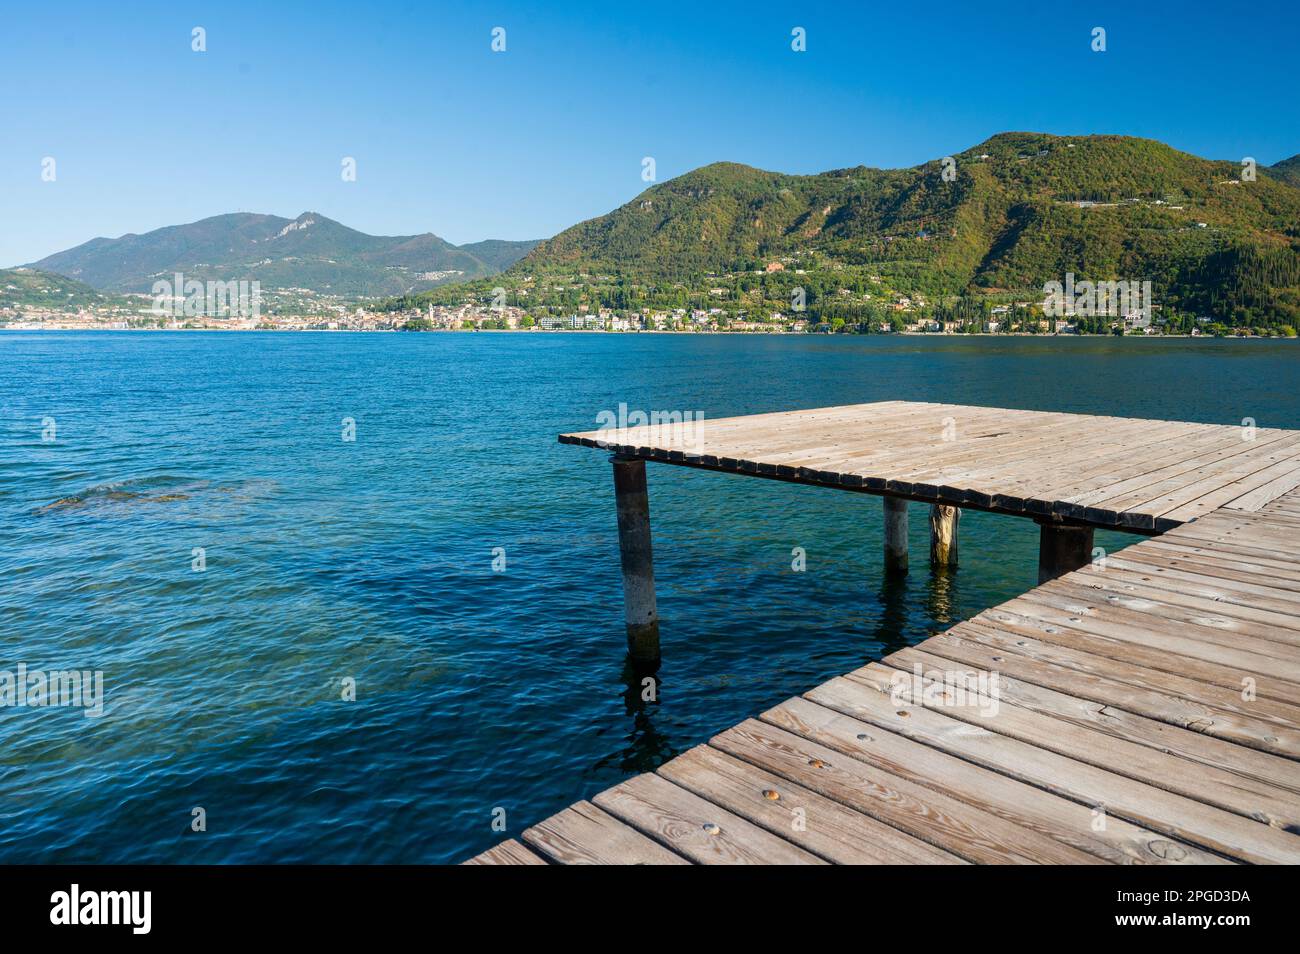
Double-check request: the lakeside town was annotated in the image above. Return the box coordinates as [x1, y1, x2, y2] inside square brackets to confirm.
[2, 255, 1293, 338]
[3, 288, 1290, 337]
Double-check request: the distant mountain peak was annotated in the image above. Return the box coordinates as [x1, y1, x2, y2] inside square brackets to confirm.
[27, 211, 541, 297]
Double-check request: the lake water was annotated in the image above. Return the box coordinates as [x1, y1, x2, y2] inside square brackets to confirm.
[1, 331, 1297, 863]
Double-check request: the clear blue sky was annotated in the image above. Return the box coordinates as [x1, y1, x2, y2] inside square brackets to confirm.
[2, 0, 1297, 266]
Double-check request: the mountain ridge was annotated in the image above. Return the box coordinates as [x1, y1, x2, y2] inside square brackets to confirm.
[1267, 154, 1300, 188]
[28, 212, 540, 298]
[487, 132, 1300, 328]
[23, 132, 1300, 329]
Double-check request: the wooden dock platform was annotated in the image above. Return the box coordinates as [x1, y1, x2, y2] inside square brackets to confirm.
[559, 401, 1300, 531]
[470, 402, 1300, 865]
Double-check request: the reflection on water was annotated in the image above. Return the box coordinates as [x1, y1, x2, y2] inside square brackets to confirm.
[872, 571, 913, 659]
[614, 655, 676, 776]
[925, 565, 959, 629]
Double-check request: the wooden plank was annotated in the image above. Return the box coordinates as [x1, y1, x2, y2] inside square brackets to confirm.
[575, 401, 948, 462]
[805, 673, 1300, 863]
[1085, 432, 1300, 517]
[1217, 461, 1300, 512]
[1160, 453, 1300, 523]
[888, 645, 1300, 796]
[1045, 573, 1300, 656]
[738, 405, 1019, 488]
[522, 801, 689, 865]
[1138, 537, 1300, 585]
[1086, 555, 1300, 629]
[974, 604, 1300, 707]
[1109, 542, 1300, 601]
[716, 403, 985, 467]
[463, 839, 549, 866]
[933, 418, 1209, 510]
[951, 619, 1300, 744]
[761, 696, 1227, 864]
[919, 628, 1300, 760]
[592, 771, 826, 864]
[1001, 587, 1300, 679]
[999, 421, 1229, 512]
[710, 719, 1102, 863]
[1261, 489, 1300, 515]
[866, 657, 1300, 829]
[659, 744, 965, 864]
[1154, 530, 1300, 569]
[831, 411, 1158, 504]
[1066, 430, 1300, 518]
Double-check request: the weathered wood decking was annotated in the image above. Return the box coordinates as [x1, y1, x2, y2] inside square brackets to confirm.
[559, 401, 1300, 531]
[470, 402, 1300, 865]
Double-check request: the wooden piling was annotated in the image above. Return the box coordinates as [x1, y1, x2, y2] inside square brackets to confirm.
[929, 504, 960, 567]
[611, 456, 659, 661]
[1036, 521, 1094, 584]
[883, 497, 909, 575]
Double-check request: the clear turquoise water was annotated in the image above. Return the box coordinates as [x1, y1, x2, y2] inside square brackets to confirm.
[1, 332, 1297, 863]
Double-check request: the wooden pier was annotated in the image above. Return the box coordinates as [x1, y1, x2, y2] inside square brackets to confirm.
[468, 402, 1300, 865]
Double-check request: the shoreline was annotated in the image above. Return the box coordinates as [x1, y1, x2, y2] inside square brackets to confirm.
[1, 326, 1291, 340]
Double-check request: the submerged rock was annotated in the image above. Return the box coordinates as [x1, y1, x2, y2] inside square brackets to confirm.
[35, 477, 266, 516]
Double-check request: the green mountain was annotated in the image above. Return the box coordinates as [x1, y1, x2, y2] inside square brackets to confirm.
[1266, 154, 1300, 188]
[457, 239, 544, 272]
[0, 267, 120, 309]
[503, 132, 1300, 328]
[28, 213, 540, 298]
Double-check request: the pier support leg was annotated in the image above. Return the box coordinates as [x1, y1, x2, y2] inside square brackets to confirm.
[883, 497, 909, 576]
[929, 504, 960, 567]
[1037, 521, 1094, 584]
[611, 456, 659, 662]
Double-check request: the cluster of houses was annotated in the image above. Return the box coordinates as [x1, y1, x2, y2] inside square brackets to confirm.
[406, 303, 810, 333]
[3, 284, 1228, 338]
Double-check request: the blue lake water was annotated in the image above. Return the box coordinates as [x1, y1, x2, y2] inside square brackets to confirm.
[1, 331, 1297, 863]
